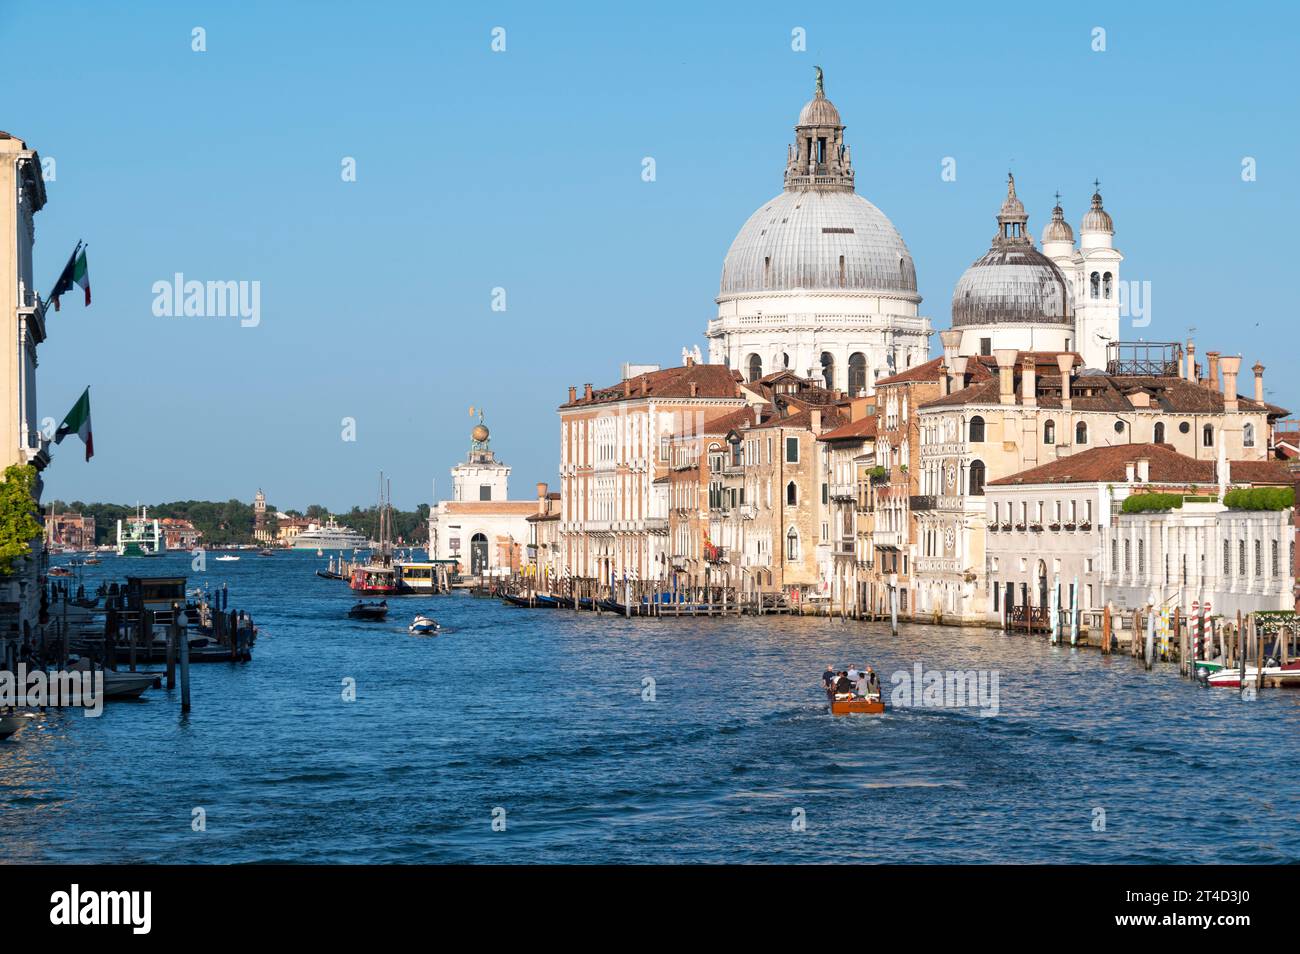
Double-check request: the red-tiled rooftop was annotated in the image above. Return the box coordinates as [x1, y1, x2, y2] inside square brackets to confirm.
[988, 443, 1294, 487]
[561, 364, 744, 408]
[817, 417, 878, 441]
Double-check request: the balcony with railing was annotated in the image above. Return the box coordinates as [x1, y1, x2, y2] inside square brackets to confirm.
[909, 495, 937, 511]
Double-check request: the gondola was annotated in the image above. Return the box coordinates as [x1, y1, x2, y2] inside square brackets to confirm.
[501, 592, 556, 608]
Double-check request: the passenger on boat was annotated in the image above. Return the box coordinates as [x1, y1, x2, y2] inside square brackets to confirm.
[833, 671, 854, 699]
[822, 666, 836, 691]
[860, 667, 880, 698]
[847, 666, 861, 689]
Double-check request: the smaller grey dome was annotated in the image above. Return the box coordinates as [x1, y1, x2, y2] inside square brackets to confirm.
[952, 246, 1073, 327]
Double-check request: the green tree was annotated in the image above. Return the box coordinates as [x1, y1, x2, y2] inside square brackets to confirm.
[0, 464, 44, 575]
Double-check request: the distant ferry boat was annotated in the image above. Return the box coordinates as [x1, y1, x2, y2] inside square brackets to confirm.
[293, 518, 369, 551]
[116, 507, 165, 557]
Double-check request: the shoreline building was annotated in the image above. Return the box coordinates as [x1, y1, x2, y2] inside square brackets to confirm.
[1, 132, 50, 665]
[45, 511, 96, 551]
[558, 362, 753, 586]
[986, 444, 1292, 625]
[706, 71, 932, 394]
[428, 420, 538, 577]
[913, 338, 1286, 623]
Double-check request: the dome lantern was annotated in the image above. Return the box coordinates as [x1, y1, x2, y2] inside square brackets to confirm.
[1041, 191, 1074, 246]
[1080, 180, 1114, 233]
[784, 66, 854, 193]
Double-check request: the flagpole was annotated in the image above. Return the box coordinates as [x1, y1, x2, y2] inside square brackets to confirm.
[37, 239, 82, 319]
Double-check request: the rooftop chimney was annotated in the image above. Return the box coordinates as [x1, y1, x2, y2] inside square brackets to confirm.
[536, 482, 548, 512]
[754, 405, 763, 426]
[1125, 461, 1136, 483]
[937, 360, 950, 395]
[583, 383, 593, 401]
[1021, 354, 1037, 407]
[994, 349, 1018, 405]
[640, 377, 648, 395]
[1056, 353, 1074, 411]
[568, 385, 577, 404]
[949, 356, 969, 395]
[810, 408, 822, 434]
[1136, 458, 1149, 482]
[1185, 340, 1196, 382]
[1253, 362, 1265, 403]
[1220, 354, 1241, 411]
[623, 379, 631, 397]
[1204, 351, 1220, 391]
[689, 382, 698, 398]
[939, 329, 963, 367]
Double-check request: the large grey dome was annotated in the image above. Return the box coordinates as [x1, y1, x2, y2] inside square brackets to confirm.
[951, 245, 1073, 327]
[720, 190, 918, 297]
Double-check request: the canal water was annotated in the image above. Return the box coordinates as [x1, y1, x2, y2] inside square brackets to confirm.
[2, 551, 1297, 864]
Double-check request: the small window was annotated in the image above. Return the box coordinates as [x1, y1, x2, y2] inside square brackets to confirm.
[479, 484, 492, 501]
[1153, 422, 1165, 443]
[969, 415, 985, 442]
[1102, 272, 1113, 299]
[1244, 422, 1255, 447]
[1203, 425, 1214, 448]
[969, 460, 986, 497]
[980, 338, 992, 357]
[1076, 422, 1088, 445]
[785, 437, 799, 463]
[1114, 420, 1125, 434]
[787, 481, 797, 506]
[1043, 420, 1055, 445]
[786, 528, 799, 561]
[1090, 272, 1100, 299]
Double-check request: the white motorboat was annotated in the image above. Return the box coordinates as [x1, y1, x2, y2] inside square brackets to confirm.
[408, 615, 440, 635]
[215, 555, 240, 562]
[1206, 660, 1300, 689]
[64, 659, 158, 700]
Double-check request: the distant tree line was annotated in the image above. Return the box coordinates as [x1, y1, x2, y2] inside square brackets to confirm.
[43, 498, 431, 547]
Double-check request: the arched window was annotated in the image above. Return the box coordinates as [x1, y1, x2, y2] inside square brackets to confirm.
[969, 460, 986, 496]
[786, 481, 797, 506]
[848, 353, 867, 396]
[1203, 424, 1214, 447]
[969, 415, 985, 442]
[1076, 422, 1088, 445]
[785, 527, 799, 561]
[781, 352, 790, 369]
[1243, 422, 1255, 447]
[820, 352, 835, 390]
[1153, 422, 1165, 444]
[470, 532, 489, 575]
[746, 353, 762, 382]
[1044, 420, 1056, 445]
[1089, 272, 1100, 299]
[1103, 272, 1113, 299]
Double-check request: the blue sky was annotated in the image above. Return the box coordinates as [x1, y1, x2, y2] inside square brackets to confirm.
[6, 1, 1297, 511]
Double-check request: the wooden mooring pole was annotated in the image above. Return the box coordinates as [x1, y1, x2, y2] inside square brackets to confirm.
[179, 609, 192, 713]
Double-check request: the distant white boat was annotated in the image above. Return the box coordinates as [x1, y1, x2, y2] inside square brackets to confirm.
[409, 615, 439, 635]
[215, 555, 240, 562]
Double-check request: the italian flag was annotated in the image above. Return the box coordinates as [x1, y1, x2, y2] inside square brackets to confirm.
[73, 247, 90, 306]
[55, 387, 94, 461]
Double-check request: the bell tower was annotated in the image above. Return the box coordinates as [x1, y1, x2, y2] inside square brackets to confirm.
[1075, 183, 1122, 370]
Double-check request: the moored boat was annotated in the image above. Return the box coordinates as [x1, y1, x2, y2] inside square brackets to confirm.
[1206, 660, 1300, 688]
[0, 713, 24, 740]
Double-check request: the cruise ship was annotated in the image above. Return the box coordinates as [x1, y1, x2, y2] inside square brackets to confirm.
[292, 517, 370, 551]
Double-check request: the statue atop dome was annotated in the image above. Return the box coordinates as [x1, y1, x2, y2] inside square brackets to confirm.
[814, 65, 824, 95]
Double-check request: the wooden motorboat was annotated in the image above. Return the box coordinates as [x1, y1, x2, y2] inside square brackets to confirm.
[348, 600, 388, 621]
[408, 615, 439, 635]
[827, 689, 886, 715]
[48, 566, 72, 577]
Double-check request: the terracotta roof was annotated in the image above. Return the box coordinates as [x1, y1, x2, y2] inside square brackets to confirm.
[921, 368, 1289, 416]
[561, 364, 744, 408]
[817, 417, 878, 442]
[988, 443, 1292, 487]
